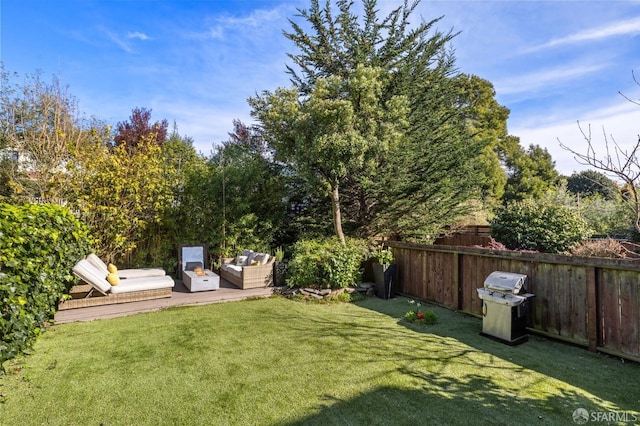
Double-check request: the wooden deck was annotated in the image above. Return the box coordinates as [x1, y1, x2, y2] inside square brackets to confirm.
[54, 278, 278, 324]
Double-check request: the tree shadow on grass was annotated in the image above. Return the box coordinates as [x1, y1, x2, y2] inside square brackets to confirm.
[282, 381, 604, 425]
[349, 296, 640, 419]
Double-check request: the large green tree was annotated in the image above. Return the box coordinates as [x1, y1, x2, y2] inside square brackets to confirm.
[133, 127, 206, 271]
[502, 140, 560, 202]
[452, 74, 510, 202]
[566, 169, 620, 200]
[252, 0, 482, 243]
[250, 65, 408, 243]
[170, 120, 289, 262]
[370, 65, 485, 241]
[66, 136, 174, 264]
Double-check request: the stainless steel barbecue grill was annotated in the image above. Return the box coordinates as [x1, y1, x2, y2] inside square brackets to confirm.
[477, 271, 535, 345]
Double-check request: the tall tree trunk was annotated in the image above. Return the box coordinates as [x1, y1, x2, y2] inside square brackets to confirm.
[331, 182, 346, 245]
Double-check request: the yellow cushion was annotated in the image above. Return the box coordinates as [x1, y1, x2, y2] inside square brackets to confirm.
[249, 260, 259, 266]
[107, 263, 118, 273]
[107, 272, 120, 286]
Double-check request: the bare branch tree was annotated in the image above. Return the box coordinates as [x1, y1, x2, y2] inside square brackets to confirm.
[559, 120, 640, 232]
[618, 69, 640, 106]
[1, 71, 106, 202]
[560, 71, 640, 232]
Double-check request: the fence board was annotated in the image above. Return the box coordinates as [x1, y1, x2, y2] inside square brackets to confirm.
[434, 225, 491, 247]
[459, 253, 477, 312]
[619, 275, 639, 356]
[600, 270, 640, 358]
[586, 268, 598, 351]
[599, 270, 622, 354]
[569, 266, 588, 342]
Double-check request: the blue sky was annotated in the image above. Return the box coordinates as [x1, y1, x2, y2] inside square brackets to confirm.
[1, 0, 639, 175]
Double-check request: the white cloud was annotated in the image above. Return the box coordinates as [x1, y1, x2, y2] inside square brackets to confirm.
[183, 25, 224, 41]
[103, 29, 133, 53]
[182, 5, 291, 42]
[511, 102, 639, 175]
[157, 99, 255, 154]
[215, 7, 285, 28]
[207, 26, 224, 40]
[523, 16, 640, 53]
[127, 31, 150, 41]
[495, 63, 607, 96]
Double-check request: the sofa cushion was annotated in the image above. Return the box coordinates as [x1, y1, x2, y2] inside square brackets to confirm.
[222, 263, 243, 277]
[253, 253, 270, 265]
[247, 251, 258, 264]
[236, 255, 248, 266]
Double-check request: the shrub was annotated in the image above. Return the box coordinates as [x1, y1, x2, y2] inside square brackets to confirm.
[539, 184, 631, 237]
[490, 199, 592, 253]
[571, 238, 629, 259]
[0, 204, 92, 368]
[287, 237, 368, 289]
[577, 195, 631, 237]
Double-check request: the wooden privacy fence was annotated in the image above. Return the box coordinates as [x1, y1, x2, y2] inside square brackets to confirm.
[388, 241, 640, 363]
[433, 225, 491, 247]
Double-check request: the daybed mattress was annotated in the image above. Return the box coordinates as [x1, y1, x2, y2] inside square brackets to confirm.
[109, 275, 175, 293]
[86, 253, 166, 279]
[117, 268, 167, 279]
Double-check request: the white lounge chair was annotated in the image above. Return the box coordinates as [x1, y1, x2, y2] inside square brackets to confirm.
[59, 259, 174, 310]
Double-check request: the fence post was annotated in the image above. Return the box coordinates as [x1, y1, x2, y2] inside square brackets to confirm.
[587, 266, 599, 352]
[453, 251, 461, 310]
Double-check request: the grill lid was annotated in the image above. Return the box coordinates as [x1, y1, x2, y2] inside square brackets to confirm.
[484, 271, 527, 294]
[477, 288, 527, 306]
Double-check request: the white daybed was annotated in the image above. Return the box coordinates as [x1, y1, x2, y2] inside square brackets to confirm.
[59, 259, 174, 310]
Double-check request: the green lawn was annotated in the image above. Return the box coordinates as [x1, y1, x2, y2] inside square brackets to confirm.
[1, 296, 638, 425]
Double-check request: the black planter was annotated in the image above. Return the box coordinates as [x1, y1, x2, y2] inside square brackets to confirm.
[273, 261, 287, 287]
[373, 262, 396, 299]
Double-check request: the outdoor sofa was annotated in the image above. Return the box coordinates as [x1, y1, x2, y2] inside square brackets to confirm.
[59, 258, 174, 310]
[220, 249, 274, 289]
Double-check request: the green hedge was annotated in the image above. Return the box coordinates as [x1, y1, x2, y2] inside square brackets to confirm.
[490, 199, 592, 254]
[0, 204, 92, 367]
[287, 237, 368, 289]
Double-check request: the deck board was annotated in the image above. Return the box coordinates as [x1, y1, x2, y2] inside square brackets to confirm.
[54, 278, 277, 324]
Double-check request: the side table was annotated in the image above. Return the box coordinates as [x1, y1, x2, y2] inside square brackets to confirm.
[183, 270, 220, 292]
